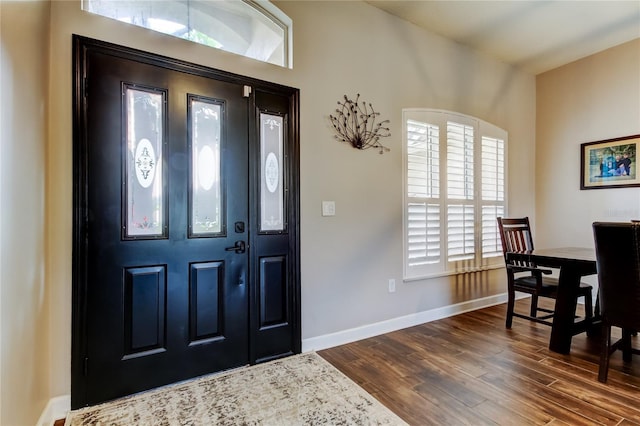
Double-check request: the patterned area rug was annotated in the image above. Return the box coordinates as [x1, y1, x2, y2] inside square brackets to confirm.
[65, 352, 407, 425]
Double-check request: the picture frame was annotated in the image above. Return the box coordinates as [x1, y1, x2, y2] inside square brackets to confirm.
[580, 134, 640, 190]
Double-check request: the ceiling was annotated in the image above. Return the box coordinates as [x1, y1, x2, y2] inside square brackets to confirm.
[365, 1, 640, 75]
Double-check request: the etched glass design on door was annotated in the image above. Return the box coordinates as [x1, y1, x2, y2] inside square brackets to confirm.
[190, 98, 222, 236]
[260, 113, 285, 232]
[125, 86, 165, 238]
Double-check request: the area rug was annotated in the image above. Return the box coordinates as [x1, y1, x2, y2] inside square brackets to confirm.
[65, 352, 407, 425]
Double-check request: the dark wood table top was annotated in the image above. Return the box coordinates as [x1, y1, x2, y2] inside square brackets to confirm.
[507, 247, 596, 269]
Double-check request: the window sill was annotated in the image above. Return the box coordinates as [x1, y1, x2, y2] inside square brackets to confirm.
[404, 263, 503, 282]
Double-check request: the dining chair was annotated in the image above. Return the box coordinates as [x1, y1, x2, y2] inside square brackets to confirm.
[497, 217, 594, 329]
[592, 221, 640, 383]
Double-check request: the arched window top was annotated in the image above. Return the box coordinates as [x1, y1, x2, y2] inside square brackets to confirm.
[82, 0, 293, 68]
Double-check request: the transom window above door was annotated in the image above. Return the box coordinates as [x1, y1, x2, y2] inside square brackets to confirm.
[82, 0, 293, 68]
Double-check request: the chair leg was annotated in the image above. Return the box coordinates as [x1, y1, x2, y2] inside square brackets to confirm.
[506, 289, 515, 329]
[584, 292, 593, 320]
[530, 294, 539, 318]
[622, 328, 633, 362]
[598, 325, 612, 383]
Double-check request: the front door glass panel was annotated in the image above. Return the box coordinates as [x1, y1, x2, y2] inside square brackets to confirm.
[190, 97, 223, 236]
[260, 112, 285, 232]
[124, 86, 166, 238]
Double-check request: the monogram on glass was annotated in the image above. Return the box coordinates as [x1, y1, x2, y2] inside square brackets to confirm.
[260, 113, 285, 232]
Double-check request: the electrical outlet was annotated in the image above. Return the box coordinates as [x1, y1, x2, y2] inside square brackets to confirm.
[388, 278, 396, 293]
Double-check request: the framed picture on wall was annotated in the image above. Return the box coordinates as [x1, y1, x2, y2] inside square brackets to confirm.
[581, 134, 640, 190]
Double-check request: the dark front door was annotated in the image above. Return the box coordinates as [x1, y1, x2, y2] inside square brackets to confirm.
[72, 37, 300, 408]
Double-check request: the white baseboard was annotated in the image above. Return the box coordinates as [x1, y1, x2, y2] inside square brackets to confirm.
[37, 394, 70, 426]
[302, 292, 511, 352]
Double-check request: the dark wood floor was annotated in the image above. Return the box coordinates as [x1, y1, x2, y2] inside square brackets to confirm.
[319, 299, 640, 426]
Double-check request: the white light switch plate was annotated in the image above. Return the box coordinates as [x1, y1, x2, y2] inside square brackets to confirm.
[322, 201, 336, 216]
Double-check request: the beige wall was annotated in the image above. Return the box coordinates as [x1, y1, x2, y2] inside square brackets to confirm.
[0, 1, 51, 425]
[536, 39, 640, 257]
[280, 1, 535, 338]
[46, 0, 534, 399]
[4, 0, 538, 420]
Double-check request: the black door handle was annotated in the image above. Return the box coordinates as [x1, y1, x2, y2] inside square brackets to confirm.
[225, 240, 246, 254]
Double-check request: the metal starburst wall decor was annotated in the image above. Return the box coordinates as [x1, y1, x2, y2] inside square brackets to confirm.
[329, 94, 391, 154]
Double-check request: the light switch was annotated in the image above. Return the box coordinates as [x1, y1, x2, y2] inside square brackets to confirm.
[322, 201, 336, 217]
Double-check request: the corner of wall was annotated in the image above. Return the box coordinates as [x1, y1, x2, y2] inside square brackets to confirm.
[36, 395, 70, 426]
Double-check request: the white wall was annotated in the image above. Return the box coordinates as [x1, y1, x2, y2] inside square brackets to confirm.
[536, 39, 640, 252]
[0, 1, 51, 425]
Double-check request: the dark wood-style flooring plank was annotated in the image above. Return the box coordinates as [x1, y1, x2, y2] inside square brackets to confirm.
[320, 299, 640, 426]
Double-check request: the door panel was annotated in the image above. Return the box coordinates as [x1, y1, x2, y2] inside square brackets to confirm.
[80, 45, 249, 406]
[189, 261, 224, 343]
[123, 265, 166, 357]
[259, 256, 287, 327]
[73, 36, 300, 409]
[249, 91, 299, 363]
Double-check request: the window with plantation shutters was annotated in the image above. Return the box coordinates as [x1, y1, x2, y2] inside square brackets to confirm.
[403, 110, 507, 279]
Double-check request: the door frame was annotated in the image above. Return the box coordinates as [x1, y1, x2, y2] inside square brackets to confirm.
[71, 35, 300, 408]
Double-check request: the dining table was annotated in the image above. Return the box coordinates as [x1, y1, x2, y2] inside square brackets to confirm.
[506, 247, 599, 354]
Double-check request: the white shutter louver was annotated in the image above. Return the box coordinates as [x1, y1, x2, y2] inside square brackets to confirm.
[406, 120, 439, 198]
[481, 136, 505, 258]
[447, 204, 475, 261]
[481, 205, 504, 258]
[481, 136, 504, 201]
[406, 120, 441, 267]
[446, 121, 475, 261]
[447, 121, 474, 200]
[407, 203, 440, 265]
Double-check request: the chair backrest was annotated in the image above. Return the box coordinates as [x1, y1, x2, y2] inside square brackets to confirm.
[497, 217, 535, 266]
[592, 222, 640, 329]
